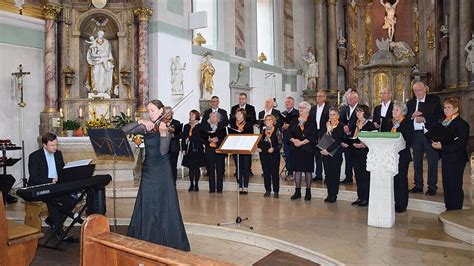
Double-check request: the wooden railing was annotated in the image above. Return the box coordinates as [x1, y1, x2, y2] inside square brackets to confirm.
[0, 192, 43, 266]
[81, 214, 233, 266]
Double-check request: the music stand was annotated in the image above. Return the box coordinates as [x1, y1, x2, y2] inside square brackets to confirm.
[216, 134, 260, 230]
[88, 128, 134, 232]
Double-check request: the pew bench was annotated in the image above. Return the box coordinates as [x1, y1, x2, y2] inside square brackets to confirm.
[81, 214, 233, 266]
[24, 201, 48, 231]
[1, 192, 43, 266]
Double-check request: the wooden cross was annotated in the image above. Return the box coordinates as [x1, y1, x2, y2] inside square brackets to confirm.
[11, 64, 30, 107]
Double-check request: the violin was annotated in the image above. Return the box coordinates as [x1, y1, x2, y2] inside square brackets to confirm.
[147, 90, 194, 133]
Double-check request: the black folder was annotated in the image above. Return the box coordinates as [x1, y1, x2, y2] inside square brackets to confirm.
[342, 137, 361, 146]
[200, 128, 227, 140]
[418, 102, 436, 116]
[227, 127, 243, 134]
[281, 113, 296, 124]
[60, 164, 96, 183]
[424, 124, 456, 144]
[317, 134, 339, 157]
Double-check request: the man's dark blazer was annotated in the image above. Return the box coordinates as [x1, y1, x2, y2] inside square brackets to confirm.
[309, 103, 331, 138]
[202, 108, 229, 129]
[229, 104, 256, 126]
[169, 118, 182, 153]
[339, 104, 358, 137]
[406, 94, 443, 130]
[258, 109, 283, 128]
[28, 148, 65, 186]
[373, 102, 393, 132]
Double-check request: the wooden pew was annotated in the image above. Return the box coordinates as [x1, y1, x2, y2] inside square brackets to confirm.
[0, 192, 43, 266]
[24, 201, 48, 231]
[81, 215, 233, 266]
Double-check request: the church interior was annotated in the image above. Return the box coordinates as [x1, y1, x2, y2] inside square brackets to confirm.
[1, 0, 474, 265]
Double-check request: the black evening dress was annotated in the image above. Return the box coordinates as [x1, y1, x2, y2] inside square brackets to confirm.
[122, 122, 190, 251]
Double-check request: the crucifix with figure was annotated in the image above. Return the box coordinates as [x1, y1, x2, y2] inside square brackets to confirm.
[11, 64, 30, 107]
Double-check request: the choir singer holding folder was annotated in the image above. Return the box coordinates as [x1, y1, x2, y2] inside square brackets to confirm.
[318, 107, 344, 203]
[430, 98, 470, 211]
[201, 112, 226, 193]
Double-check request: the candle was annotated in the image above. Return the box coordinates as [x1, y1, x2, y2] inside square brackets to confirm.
[444, 15, 448, 25]
[337, 91, 341, 106]
[402, 90, 406, 103]
[112, 107, 116, 117]
[127, 107, 131, 117]
[79, 107, 83, 118]
[59, 108, 64, 118]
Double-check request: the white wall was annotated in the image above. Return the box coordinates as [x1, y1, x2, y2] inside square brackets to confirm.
[0, 44, 44, 187]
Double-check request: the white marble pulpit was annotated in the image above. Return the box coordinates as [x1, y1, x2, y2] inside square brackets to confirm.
[359, 132, 405, 228]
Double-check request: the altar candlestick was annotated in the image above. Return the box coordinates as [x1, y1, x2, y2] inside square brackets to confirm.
[127, 107, 131, 117]
[59, 108, 64, 118]
[337, 91, 341, 106]
[112, 107, 116, 117]
[79, 107, 83, 118]
[402, 90, 405, 103]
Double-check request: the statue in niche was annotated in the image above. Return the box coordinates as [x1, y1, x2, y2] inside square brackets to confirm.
[465, 33, 474, 75]
[301, 47, 318, 90]
[200, 52, 215, 100]
[171, 56, 186, 96]
[380, 0, 399, 41]
[85, 30, 115, 96]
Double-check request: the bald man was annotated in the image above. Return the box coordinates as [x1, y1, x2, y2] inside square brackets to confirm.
[373, 87, 393, 132]
[406, 82, 443, 196]
[258, 98, 283, 128]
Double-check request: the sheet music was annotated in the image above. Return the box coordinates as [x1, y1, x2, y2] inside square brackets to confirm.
[63, 159, 92, 169]
[220, 135, 259, 151]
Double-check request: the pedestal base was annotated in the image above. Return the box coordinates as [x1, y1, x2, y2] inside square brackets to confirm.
[368, 169, 395, 228]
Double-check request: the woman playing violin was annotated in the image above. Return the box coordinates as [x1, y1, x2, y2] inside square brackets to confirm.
[121, 100, 190, 251]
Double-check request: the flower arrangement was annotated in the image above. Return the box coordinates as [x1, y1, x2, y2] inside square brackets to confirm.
[86, 109, 111, 129]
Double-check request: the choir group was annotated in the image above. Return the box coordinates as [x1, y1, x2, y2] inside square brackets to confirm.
[157, 81, 469, 213]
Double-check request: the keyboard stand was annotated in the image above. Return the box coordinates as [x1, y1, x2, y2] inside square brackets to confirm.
[39, 189, 87, 251]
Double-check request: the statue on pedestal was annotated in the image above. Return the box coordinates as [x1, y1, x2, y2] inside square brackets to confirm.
[200, 52, 215, 100]
[380, 0, 399, 41]
[85, 30, 115, 96]
[171, 56, 186, 96]
[465, 34, 474, 75]
[301, 47, 319, 90]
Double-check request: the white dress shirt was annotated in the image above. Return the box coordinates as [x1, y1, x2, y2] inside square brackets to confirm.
[348, 103, 358, 120]
[413, 95, 426, 130]
[380, 101, 391, 117]
[315, 103, 325, 130]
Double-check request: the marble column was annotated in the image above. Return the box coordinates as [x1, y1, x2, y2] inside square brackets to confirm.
[458, 0, 472, 87]
[283, 0, 295, 68]
[39, 4, 61, 135]
[314, 0, 327, 90]
[43, 4, 61, 112]
[235, 0, 245, 57]
[447, 0, 459, 89]
[327, 0, 338, 92]
[134, 7, 153, 113]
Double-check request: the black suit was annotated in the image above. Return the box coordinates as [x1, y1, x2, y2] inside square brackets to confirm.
[258, 109, 283, 129]
[439, 117, 470, 210]
[202, 108, 229, 129]
[309, 103, 331, 180]
[168, 119, 182, 184]
[229, 104, 256, 126]
[372, 102, 393, 132]
[339, 104, 358, 182]
[392, 118, 414, 211]
[28, 149, 75, 231]
[281, 108, 299, 174]
[321, 124, 344, 198]
[406, 94, 443, 191]
[201, 122, 226, 193]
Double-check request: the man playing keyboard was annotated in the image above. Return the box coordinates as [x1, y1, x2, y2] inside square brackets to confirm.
[28, 132, 77, 242]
